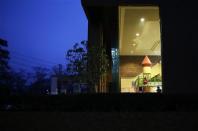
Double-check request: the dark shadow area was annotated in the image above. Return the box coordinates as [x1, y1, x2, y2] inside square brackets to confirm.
[0, 94, 198, 112]
[1, 112, 198, 131]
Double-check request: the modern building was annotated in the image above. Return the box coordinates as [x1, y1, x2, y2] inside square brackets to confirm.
[82, 0, 198, 94]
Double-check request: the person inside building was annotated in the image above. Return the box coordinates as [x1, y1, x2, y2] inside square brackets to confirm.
[156, 86, 162, 93]
[139, 87, 144, 93]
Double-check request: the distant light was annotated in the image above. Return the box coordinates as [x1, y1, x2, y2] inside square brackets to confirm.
[130, 50, 134, 54]
[140, 18, 145, 22]
[136, 33, 140, 37]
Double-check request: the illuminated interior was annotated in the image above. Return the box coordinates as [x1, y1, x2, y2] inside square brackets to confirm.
[119, 6, 162, 93]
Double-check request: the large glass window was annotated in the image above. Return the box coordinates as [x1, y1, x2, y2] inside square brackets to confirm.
[119, 6, 162, 93]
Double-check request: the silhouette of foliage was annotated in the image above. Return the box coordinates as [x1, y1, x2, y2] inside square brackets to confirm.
[66, 41, 88, 90]
[0, 39, 11, 95]
[29, 67, 50, 95]
[87, 43, 109, 92]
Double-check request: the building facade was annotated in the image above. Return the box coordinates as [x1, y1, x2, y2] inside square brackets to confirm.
[82, 0, 198, 94]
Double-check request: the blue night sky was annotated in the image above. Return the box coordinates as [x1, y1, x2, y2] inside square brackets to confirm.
[0, 0, 88, 72]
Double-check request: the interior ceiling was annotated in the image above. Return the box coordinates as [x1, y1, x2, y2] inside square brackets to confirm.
[119, 6, 161, 56]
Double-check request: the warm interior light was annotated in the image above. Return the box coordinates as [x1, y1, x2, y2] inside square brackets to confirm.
[136, 33, 140, 37]
[132, 43, 136, 46]
[140, 18, 145, 22]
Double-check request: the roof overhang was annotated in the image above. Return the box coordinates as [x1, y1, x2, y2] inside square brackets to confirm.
[81, 0, 160, 20]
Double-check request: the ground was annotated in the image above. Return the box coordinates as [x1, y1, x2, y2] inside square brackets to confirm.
[0, 112, 198, 131]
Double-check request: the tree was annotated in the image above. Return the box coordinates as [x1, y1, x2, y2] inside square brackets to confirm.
[0, 39, 11, 95]
[87, 43, 109, 93]
[52, 64, 64, 77]
[8, 69, 28, 95]
[66, 40, 110, 93]
[66, 41, 88, 90]
[29, 67, 50, 95]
